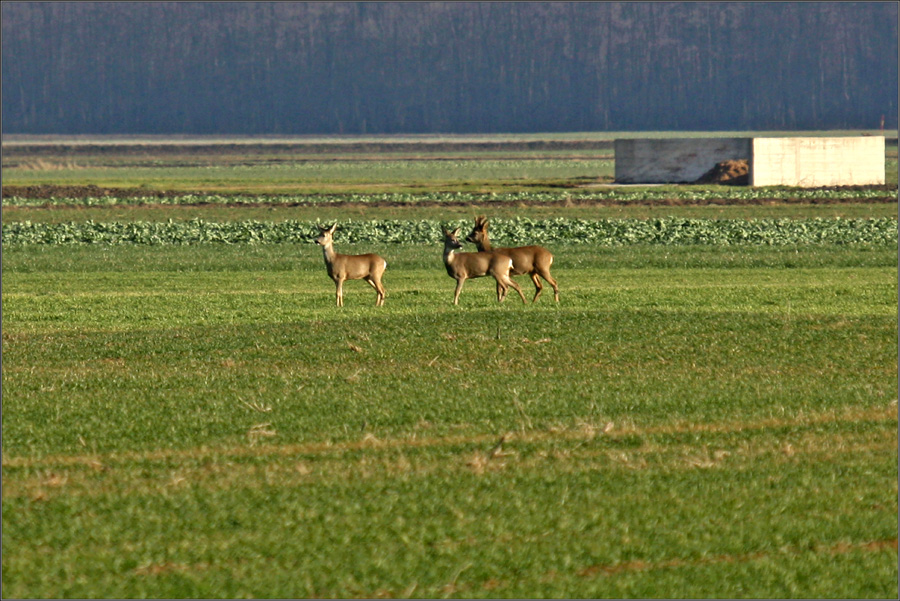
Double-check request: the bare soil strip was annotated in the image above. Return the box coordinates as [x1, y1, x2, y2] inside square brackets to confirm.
[572, 538, 899, 579]
[3, 184, 898, 207]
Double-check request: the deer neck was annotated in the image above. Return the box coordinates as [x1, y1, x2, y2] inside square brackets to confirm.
[444, 244, 465, 278]
[442, 244, 457, 265]
[478, 235, 493, 252]
[320, 242, 337, 266]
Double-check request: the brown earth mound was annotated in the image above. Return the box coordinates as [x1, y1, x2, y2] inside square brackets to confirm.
[695, 159, 749, 185]
[2, 184, 174, 199]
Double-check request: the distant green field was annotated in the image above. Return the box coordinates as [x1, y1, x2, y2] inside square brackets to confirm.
[1, 159, 615, 191]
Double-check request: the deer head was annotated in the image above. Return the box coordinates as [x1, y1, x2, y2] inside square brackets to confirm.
[314, 224, 337, 246]
[442, 226, 464, 250]
[465, 216, 489, 246]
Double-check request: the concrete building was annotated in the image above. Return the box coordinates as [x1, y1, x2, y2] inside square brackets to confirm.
[614, 136, 886, 187]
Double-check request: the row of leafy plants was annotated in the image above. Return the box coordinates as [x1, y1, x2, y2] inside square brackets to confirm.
[2, 217, 896, 246]
[2, 187, 896, 207]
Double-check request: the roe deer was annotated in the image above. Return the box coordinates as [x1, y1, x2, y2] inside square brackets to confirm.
[314, 224, 386, 307]
[466, 216, 559, 303]
[442, 226, 527, 306]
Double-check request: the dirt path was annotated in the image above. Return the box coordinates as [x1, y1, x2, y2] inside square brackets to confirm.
[3, 184, 897, 207]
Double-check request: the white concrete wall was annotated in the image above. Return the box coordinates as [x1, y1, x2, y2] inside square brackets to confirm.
[750, 136, 885, 187]
[614, 136, 886, 187]
[614, 138, 751, 183]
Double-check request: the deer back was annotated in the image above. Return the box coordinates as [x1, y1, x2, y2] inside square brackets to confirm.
[494, 245, 552, 275]
[445, 249, 507, 279]
[466, 217, 552, 275]
[332, 252, 385, 280]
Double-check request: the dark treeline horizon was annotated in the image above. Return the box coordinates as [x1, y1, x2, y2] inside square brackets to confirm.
[1, 1, 897, 135]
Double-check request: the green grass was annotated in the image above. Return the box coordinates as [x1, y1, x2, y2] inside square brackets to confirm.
[2, 243, 897, 598]
[1, 134, 897, 597]
[1, 158, 616, 194]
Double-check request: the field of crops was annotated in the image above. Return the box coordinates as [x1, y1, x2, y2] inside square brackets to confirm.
[3, 216, 896, 246]
[2, 134, 897, 598]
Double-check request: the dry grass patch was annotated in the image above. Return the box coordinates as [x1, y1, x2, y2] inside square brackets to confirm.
[5, 404, 894, 503]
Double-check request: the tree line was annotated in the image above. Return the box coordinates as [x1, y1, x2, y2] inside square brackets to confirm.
[1, 1, 896, 134]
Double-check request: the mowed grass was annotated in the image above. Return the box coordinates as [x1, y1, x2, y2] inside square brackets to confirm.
[2, 243, 897, 598]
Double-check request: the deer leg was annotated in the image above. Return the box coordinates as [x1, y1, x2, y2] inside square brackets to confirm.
[530, 273, 543, 303]
[540, 270, 559, 302]
[335, 278, 344, 307]
[453, 278, 465, 305]
[367, 275, 386, 307]
[505, 274, 527, 304]
[497, 278, 508, 302]
[364, 276, 378, 306]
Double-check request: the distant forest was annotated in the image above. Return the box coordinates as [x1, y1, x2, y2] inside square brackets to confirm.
[1, 2, 897, 134]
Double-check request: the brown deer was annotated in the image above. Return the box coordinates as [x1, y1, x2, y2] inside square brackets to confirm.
[466, 216, 559, 303]
[442, 226, 527, 306]
[314, 224, 386, 307]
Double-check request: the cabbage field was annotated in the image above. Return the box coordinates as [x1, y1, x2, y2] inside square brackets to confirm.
[3, 216, 897, 246]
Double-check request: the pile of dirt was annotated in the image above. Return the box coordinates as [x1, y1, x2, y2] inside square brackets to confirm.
[694, 159, 749, 185]
[1, 184, 177, 199]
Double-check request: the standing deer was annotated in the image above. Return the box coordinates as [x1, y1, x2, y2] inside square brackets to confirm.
[314, 224, 386, 307]
[442, 226, 527, 305]
[466, 216, 559, 303]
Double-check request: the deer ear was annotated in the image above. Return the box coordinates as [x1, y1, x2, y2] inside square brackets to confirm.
[328, 224, 337, 233]
[451, 227, 460, 236]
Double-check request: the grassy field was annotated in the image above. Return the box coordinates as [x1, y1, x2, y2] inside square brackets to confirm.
[2, 134, 898, 598]
[1, 159, 617, 194]
[3, 242, 897, 598]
